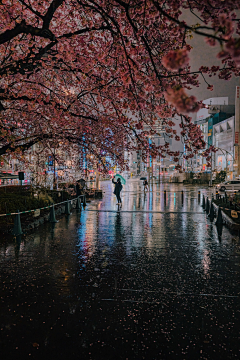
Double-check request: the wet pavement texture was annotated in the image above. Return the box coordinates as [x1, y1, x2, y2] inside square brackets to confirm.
[1, 181, 240, 359]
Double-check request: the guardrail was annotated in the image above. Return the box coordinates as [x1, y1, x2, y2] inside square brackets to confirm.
[201, 191, 240, 233]
[0, 195, 87, 237]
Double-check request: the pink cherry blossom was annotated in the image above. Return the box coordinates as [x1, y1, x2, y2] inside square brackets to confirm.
[214, 14, 234, 40]
[161, 48, 190, 72]
[225, 38, 240, 67]
[164, 87, 202, 114]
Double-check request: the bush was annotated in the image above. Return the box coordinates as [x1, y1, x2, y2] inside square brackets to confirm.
[0, 186, 73, 215]
[0, 194, 49, 214]
[44, 189, 71, 203]
[0, 185, 32, 195]
[215, 170, 226, 183]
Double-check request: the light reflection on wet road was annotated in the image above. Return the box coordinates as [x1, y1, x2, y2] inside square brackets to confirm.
[0, 181, 240, 359]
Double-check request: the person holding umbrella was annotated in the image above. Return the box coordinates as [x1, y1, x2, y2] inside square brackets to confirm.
[143, 179, 148, 192]
[112, 175, 123, 207]
[140, 176, 148, 192]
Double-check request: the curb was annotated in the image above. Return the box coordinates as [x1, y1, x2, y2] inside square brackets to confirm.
[212, 202, 240, 230]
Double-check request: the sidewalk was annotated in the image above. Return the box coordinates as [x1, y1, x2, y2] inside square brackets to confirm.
[0, 182, 239, 359]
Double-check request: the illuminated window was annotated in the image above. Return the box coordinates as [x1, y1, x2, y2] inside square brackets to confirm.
[218, 156, 222, 166]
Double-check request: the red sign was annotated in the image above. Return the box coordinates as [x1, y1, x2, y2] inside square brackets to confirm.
[235, 132, 239, 144]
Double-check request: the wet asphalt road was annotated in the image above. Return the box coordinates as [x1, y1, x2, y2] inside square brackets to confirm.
[0, 181, 240, 360]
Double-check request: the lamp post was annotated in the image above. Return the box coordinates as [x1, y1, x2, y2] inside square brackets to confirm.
[209, 154, 213, 187]
[53, 147, 56, 189]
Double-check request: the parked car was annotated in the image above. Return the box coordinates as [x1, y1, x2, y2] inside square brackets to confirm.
[215, 180, 240, 192]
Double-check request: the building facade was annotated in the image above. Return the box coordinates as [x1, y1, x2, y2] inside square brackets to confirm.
[213, 116, 234, 178]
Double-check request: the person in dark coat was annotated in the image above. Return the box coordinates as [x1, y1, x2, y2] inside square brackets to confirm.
[143, 179, 148, 192]
[112, 176, 123, 206]
[76, 181, 81, 196]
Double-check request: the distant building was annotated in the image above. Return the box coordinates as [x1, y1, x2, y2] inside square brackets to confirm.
[127, 116, 184, 179]
[213, 116, 234, 179]
[194, 96, 235, 174]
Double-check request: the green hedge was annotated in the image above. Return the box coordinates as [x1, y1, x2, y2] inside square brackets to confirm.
[44, 190, 71, 203]
[0, 185, 32, 195]
[0, 186, 74, 215]
[58, 183, 75, 189]
[0, 194, 49, 214]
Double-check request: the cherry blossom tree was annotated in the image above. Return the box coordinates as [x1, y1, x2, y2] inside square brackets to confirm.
[0, 0, 239, 171]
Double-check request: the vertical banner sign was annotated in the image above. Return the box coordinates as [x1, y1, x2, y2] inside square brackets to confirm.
[208, 117, 213, 146]
[235, 132, 239, 145]
[235, 149, 238, 161]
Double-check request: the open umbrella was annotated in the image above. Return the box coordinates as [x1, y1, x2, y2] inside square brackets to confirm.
[115, 174, 126, 185]
[140, 177, 147, 180]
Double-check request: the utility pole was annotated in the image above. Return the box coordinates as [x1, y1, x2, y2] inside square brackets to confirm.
[53, 147, 56, 189]
[235, 84, 240, 176]
[159, 155, 161, 184]
[209, 153, 213, 187]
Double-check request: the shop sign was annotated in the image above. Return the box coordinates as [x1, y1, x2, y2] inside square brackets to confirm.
[235, 150, 238, 161]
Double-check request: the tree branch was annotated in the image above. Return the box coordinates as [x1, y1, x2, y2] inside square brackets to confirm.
[0, 20, 55, 44]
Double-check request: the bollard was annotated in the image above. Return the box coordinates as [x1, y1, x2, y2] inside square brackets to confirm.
[205, 197, 210, 214]
[181, 190, 184, 203]
[216, 191, 219, 200]
[202, 195, 205, 209]
[215, 206, 223, 227]
[225, 193, 228, 202]
[83, 195, 87, 208]
[65, 200, 71, 215]
[164, 190, 166, 202]
[12, 210, 23, 236]
[198, 191, 201, 203]
[217, 225, 223, 241]
[209, 202, 214, 222]
[212, 193, 214, 200]
[76, 196, 81, 210]
[49, 204, 58, 223]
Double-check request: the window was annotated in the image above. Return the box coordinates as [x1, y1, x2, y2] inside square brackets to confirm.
[218, 156, 222, 166]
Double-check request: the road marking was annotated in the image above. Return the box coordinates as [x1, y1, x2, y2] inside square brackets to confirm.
[85, 209, 205, 214]
[100, 292, 239, 303]
[119, 289, 238, 297]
